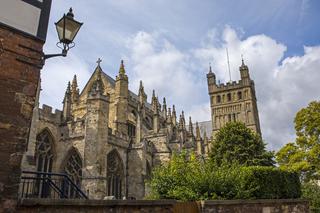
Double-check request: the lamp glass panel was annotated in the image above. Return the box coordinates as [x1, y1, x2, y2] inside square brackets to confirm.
[55, 18, 65, 42]
[64, 18, 82, 43]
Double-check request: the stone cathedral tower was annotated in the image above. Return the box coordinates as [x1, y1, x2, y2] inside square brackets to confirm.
[207, 59, 261, 136]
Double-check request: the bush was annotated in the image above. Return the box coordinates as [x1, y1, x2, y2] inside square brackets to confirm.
[147, 153, 301, 201]
[302, 182, 320, 213]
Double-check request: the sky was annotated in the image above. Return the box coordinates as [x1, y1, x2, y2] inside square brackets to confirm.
[41, 0, 320, 151]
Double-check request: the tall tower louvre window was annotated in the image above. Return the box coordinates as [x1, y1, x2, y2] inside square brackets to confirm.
[107, 150, 124, 199]
[63, 148, 82, 198]
[238, 91, 242, 100]
[216, 95, 221, 103]
[227, 93, 232, 102]
[35, 129, 54, 198]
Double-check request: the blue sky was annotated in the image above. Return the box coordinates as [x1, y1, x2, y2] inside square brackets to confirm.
[41, 0, 320, 150]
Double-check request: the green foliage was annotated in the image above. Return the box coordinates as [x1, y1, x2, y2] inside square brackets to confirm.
[301, 182, 320, 213]
[276, 101, 320, 181]
[147, 151, 301, 201]
[210, 122, 274, 166]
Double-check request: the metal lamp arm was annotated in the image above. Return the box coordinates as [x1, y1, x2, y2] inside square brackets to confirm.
[43, 48, 67, 60]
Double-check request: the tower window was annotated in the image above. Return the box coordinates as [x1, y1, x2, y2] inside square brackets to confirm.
[238, 91, 242, 100]
[227, 93, 231, 102]
[216, 95, 221, 103]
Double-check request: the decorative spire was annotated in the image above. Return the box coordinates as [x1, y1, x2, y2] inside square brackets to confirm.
[203, 130, 207, 142]
[66, 81, 71, 94]
[196, 122, 201, 140]
[167, 107, 172, 123]
[240, 54, 248, 69]
[119, 60, 126, 75]
[71, 75, 78, 90]
[209, 62, 212, 73]
[181, 111, 185, 127]
[162, 97, 167, 119]
[179, 114, 183, 130]
[157, 96, 161, 112]
[189, 116, 193, 135]
[152, 90, 155, 98]
[172, 105, 177, 125]
[139, 80, 144, 93]
[70, 75, 79, 102]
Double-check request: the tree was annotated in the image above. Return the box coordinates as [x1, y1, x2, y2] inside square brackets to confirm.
[209, 122, 274, 166]
[276, 101, 320, 181]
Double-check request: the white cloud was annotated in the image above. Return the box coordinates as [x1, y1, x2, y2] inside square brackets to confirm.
[126, 31, 206, 117]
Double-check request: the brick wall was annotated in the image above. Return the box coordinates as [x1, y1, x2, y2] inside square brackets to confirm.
[0, 25, 44, 212]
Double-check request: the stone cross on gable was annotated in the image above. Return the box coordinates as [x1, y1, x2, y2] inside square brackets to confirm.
[96, 58, 102, 66]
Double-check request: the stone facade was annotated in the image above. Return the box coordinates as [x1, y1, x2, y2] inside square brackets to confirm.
[21, 60, 210, 200]
[207, 60, 261, 136]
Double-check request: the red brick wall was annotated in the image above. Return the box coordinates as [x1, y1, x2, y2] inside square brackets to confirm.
[0, 25, 44, 212]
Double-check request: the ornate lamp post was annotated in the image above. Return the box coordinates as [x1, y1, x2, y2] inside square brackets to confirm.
[43, 8, 83, 61]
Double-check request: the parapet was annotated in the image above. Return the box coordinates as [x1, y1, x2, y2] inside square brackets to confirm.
[210, 79, 251, 93]
[39, 104, 62, 124]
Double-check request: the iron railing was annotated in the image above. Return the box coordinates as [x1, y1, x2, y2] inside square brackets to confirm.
[20, 171, 88, 199]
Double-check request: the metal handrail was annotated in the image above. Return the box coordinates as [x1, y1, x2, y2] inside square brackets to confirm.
[21, 170, 88, 199]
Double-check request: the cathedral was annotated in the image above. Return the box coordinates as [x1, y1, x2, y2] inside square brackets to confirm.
[21, 58, 260, 200]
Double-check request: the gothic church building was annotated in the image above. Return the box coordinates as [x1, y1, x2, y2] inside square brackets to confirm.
[21, 59, 260, 199]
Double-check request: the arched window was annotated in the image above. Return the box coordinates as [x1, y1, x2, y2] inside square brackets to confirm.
[62, 148, 82, 198]
[216, 95, 221, 103]
[35, 129, 54, 197]
[107, 150, 124, 199]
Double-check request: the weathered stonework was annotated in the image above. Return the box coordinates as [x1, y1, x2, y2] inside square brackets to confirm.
[21, 60, 210, 200]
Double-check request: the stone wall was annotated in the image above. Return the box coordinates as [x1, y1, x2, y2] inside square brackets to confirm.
[18, 199, 177, 213]
[17, 199, 309, 213]
[0, 25, 44, 212]
[201, 199, 309, 213]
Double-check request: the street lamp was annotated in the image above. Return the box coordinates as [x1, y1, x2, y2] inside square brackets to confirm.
[43, 8, 83, 61]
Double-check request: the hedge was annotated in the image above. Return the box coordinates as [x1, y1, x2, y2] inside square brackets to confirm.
[239, 166, 301, 199]
[148, 157, 301, 201]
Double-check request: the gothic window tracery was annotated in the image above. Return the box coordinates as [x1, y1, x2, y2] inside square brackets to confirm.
[63, 148, 82, 198]
[107, 150, 124, 199]
[35, 129, 54, 197]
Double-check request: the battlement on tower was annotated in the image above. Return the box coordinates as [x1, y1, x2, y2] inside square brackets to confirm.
[39, 104, 62, 124]
[210, 79, 253, 93]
